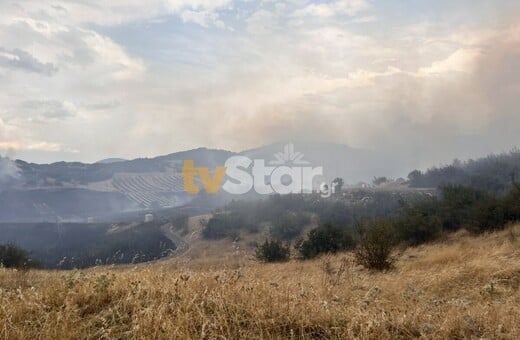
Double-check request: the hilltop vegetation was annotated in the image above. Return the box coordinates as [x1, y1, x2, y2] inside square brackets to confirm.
[204, 181, 520, 267]
[408, 149, 520, 192]
[202, 191, 406, 241]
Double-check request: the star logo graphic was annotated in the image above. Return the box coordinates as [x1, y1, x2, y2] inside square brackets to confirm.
[269, 143, 310, 165]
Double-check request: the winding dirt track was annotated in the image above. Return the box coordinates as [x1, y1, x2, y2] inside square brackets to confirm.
[160, 223, 190, 256]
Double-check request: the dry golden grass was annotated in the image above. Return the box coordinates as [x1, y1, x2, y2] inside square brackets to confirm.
[1, 224, 519, 339]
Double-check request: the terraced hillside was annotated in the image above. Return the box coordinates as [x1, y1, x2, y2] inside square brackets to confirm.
[0, 148, 233, 221]
[111, 172, 186, 208]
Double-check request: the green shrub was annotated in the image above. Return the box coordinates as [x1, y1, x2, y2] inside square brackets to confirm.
[396, 199, 443, 245]
[296, 223, 355, 259]
[355, 220, 395, 271]
[0, 243, 39, 269]
[255, 240, 290, 263]
[440, 185, 491, 231]
[203, 213, 257, 239]
[270, 211, 310, 240]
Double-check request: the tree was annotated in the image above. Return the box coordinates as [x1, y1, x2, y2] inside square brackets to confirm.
[0, 244, 40, 269]
[255, 240, 290, 263]
[395, 198, 443, 245]
[296, 223, 355, 259]
[373, 176, 388, 186]
[355, 220, 395, 271]
[440, 185, 491, 231]
[332, 177, 344, 193]
[270, 211, 310, 241]
[407, 170, 422, 183]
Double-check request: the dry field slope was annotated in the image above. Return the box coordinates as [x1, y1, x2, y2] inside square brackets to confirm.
[1, 225, 520, 339]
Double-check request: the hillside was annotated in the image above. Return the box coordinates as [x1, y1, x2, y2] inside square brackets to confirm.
[0, 221, 176, 269]
[0, 148, 234, 222]
[0, 142, 400, 222]
[408, 149, 520, 193]
[4, 144, 519, 223]
[1, 224, 519, 339]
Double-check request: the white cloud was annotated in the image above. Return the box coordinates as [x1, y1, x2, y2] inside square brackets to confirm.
[292, 0, 371, 18]
[0, 47, 57, 75]
[19, 100, 78, 120]
[0, 140, 74, 153]
[353, 15, 377, 23]
[418, 48, 482, 76]
[0, 117, 71, 153]
[81, 30, 145, 79]
[0, 0, 519, 167]
[0, 15, 146, 82]
[10, 17, 69, 37]
[246, 9, 278, 35]
[2, 0, 232, 27]
[181, 10, 226, 29]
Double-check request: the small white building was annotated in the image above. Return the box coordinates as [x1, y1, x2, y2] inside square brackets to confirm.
[87, 217, 94, 224]
[144, 213, 154, 223]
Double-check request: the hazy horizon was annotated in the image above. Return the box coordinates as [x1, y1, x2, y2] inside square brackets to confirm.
[4, 140, 520, 177]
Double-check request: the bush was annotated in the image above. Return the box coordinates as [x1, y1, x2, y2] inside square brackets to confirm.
[396, 199, 443, 245]
[255, 240, 290, 263]
[393, 184, 520, 242]
[172, 215, 189, 235]
[440, 185, 491, 231]
[0, 243, 39, 269]
[296, 223, 355, 259]
[203, 213, 257, 240]
[355, 220, 395, 271]
[317, 202, 354, 227]
[270, 211, 310, 240]
[504, 183, 520, 220]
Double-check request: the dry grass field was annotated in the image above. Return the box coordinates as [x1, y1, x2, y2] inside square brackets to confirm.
[1, 224, 519, 339]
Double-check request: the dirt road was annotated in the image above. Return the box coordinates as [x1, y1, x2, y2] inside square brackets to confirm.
[160, 223, 189, 256]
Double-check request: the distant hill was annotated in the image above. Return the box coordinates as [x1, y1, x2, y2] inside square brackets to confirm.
[408, 149, 520, 192]
[15, 147, 234, 184]
[2, 143, 518, 222]
[95, 158, 127, 164]
[3, 143, 400, 223]
[241, 141, 402, 184]
[1, 148, 234, 222]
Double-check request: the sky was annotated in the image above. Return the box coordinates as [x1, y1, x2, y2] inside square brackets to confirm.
[0, 0, 519, 170]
